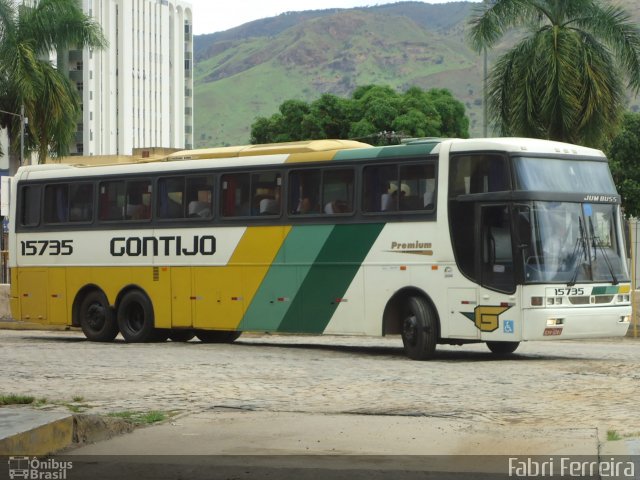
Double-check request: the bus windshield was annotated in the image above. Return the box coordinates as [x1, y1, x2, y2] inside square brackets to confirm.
[514, 157, 616, 193]
[517, 202, 629, 284]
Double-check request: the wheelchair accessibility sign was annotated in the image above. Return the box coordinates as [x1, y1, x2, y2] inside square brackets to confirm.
[503, 320, 514, 334]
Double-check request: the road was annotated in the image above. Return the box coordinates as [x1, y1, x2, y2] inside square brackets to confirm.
[2, 330, 639, 478]
[1, 330, 637, 437]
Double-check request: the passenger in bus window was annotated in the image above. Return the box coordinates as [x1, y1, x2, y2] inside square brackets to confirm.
[324, 199, 349, 214]
[382, 183, 409, 211]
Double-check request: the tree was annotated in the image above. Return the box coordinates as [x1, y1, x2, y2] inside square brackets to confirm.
[0, 0, 107, 166]
[608, 112, 640, 217]
[250, 85, 469, 145]
[468, 0, 640, 148]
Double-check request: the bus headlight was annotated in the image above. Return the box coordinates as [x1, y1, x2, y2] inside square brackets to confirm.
[547, 318, 565, 326]
[620, 315, 630, 323]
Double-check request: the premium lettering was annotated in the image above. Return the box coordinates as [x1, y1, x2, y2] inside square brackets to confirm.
[110, 235, 216, 257]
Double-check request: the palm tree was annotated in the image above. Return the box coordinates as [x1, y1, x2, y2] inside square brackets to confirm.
[0, 0, 106, 167]
[468, 0, 640, 147]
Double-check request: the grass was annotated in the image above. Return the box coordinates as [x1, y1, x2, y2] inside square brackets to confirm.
[0, 394, 35, 405]
[607, 430, 622, 441]
[107, 410, 170, 426]
[607, 429, 640, 441]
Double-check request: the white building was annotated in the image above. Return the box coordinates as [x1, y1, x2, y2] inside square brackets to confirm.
[68, 0, 194, 156]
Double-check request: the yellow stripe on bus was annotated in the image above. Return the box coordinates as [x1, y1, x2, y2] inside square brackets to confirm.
[192, 226, 291, 330]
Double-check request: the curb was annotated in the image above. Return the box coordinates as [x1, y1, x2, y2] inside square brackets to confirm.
[0, 410, 134, 456]
[0, 411, 73, 456]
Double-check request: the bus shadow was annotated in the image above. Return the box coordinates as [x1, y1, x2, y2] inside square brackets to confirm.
[11, 334, 576, 362]
[232, 340, 572, 362]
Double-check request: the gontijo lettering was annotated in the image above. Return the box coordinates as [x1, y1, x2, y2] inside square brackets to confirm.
[110, 235, 216, 256]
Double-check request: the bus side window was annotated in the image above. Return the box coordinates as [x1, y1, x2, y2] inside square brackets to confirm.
[363, 165, 397, 213]
[450, 154, 509, 196]
[43, 184, 69, 224]
[399, 163, 436, 211]
[221, 173, 250, 217]
[323, 169, 354, 214]
[186, 175, 214, 218]
[69, 183, 94, 222]
[251, 171, 280, 216]
[157, 177, 185, 219]
[99, 181, 126, 221]
[125, 180, 152, 220]
[20, 185, 41, 227]
[289, 169, 321, 215]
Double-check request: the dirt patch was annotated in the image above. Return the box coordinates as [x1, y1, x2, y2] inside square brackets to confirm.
[73, 414, 135, 446]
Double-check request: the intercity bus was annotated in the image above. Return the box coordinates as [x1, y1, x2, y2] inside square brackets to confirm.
[4, 138, 631, 359]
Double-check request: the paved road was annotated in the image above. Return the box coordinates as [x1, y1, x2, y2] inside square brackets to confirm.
[1, 329, 638, 439]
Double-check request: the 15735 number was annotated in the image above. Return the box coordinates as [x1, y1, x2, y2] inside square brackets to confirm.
[554, 287, 585, 296]
[20, 240, 73, 256]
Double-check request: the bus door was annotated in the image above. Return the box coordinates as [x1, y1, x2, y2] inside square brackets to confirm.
[446, 203, 516, 338]
[479, 204, 515, 295]
[476, 203, 518, 337]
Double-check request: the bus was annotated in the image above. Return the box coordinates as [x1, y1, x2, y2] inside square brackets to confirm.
[4, 138, 631, 359]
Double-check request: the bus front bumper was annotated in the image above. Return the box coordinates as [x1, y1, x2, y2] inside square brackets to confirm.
[522, 306, 631, 340]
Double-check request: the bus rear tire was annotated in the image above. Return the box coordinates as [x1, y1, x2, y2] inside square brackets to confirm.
[195, 330, 241, 343]
[117, 290, 157, 343]
[401, 296, 437, 360]
[486, 341, 520, 355]
[78, 290, 118, 342]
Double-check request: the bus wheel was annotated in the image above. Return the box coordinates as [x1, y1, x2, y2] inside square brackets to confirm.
[195, 330, 241, 343]
[78, 291, 118, 342]
[401, 296, 437, 360]
[117, 290, 156, 343]
[169, 330, 195, 342]
[486, 341, 520, 355]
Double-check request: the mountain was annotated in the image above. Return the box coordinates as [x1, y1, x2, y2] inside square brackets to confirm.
[193, 0, 640, 148]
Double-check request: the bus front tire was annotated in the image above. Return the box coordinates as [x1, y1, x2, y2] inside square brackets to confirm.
[79, 290, 119, 342]
[401, 296, 437, 360]
[195, 330, 241, 343]
[117, 290, 156, 343]
[486, 341, 520, 355]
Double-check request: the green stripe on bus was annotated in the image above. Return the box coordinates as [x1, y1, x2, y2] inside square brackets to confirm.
[277, 223, 384, 333]
[375, 144, 437, 158]
[333, 147, 383, 161]
[591, 286, 619, 295]
[240, 225, 334, 331]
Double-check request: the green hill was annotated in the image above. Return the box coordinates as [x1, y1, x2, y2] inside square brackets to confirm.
[193, 0, 640, 148]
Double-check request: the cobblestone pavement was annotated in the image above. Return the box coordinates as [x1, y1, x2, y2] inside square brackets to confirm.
[0, 330, 638, 436]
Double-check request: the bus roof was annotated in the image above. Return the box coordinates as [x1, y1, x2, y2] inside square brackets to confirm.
[167, 139, 372, 160]
[15, 137, 606, 181]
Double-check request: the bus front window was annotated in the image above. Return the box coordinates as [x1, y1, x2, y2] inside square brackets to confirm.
[519, 202, 628, 284]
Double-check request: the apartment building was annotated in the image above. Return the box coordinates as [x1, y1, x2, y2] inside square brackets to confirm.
[66, 0, 194, 156]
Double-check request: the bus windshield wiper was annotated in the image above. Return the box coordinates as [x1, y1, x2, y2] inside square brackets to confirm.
[588, 217, 618, 285]
[567, 217, 588, 287]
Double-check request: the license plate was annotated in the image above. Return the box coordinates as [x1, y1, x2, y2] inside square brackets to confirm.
[543, 327, 563, 336]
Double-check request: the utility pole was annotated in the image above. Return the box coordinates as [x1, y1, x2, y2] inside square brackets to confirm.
[483, 46, 487, 138]
[0, 106, 28, 169]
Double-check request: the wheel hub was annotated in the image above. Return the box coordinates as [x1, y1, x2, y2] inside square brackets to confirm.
[86, 303, 105, 329]
[403, 315, 418, 345]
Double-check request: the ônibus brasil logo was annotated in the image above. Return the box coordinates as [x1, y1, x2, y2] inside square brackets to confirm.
[8, 457, 72, 480]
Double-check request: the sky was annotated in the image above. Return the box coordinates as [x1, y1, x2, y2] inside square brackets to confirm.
[189, 0, 481, 36]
